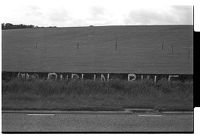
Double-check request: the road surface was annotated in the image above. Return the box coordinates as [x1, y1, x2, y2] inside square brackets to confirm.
[2, 111, 193, 132]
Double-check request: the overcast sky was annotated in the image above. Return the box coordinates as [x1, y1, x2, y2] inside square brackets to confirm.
[0, 0, 193, 27]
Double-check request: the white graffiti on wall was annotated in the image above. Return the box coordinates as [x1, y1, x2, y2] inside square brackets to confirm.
[17, 72, 39, 79]
[168, 75, 179, 81]
[128, 74, 137, 81]
[47, 73, 58, 80]
[17, 72, 179, 82]
[100, 74, 110, 81]
[128, 74, 161, 82]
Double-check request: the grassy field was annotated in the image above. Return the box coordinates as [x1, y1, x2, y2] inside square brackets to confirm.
[2, 79, 193, 111]
[2, 25, 193, 74]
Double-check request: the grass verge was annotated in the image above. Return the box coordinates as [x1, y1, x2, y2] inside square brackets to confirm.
[2, 78, 193, 111]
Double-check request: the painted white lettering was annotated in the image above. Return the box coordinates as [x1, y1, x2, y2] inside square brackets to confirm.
[128, 74, 137, 81]
[101, 74, 106, 81]
[60, 74, 63, 80]
[71, 74, 79, 79]
[168, 75, 179, 81]
[21, 73, 26, 78]
[81, 74, 84, 80]
[154, 76, 157, 83]
[17, 72, 21, 78]
[107, 73, 110, 81]
[31, 73, 39, 79]
[47, 73, 57, 80]
[26, 73, 30, 79]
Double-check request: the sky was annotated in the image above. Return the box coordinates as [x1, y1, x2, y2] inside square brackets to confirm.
[0, 0, 193, 27]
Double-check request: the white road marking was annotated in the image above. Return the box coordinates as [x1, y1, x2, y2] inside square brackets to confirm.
[138, 114, 162, 117]
[162, 111, 193, 114]
[27, 114, 55, 116]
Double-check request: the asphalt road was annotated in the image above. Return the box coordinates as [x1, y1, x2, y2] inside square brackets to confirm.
[2, 111, 193, 132]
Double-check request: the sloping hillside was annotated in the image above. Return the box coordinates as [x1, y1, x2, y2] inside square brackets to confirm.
[2, 25, 193, 74]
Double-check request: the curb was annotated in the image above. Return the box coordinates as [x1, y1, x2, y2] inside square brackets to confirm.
[2, 109, 194, 114]
[2, 110, 133, 114]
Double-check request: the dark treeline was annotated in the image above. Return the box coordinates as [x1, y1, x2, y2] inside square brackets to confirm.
[2, 23, 35, 30]
[2, 23, 57, 30]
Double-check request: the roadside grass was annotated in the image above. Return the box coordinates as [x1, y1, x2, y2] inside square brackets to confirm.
[2, 78, 193, 111]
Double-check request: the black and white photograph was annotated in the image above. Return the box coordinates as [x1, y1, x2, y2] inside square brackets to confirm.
[1, 0, 194, 133]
